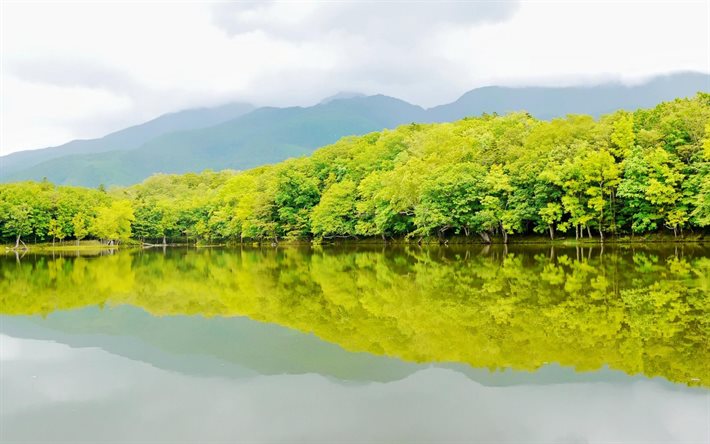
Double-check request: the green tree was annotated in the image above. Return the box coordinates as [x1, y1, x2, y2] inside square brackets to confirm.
[6, 204, 32, 249]
[90, 200, 135, 244]
[580, 149, 620, 240]
[72, 212, 89, 245]
[47, 218, 66, 246]
[690, 177, 710, 227]
[539, 202, 563, 240]
[610, 113, 635, 158]
[311, 180, 358, 238]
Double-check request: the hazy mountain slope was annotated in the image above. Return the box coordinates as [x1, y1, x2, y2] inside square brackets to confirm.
[0, 102, 254, 177]
[6, 95, 425, 186]
[4, 72, 708, 187]
[0, 306, 421, 382]
[0, 305, 638, 386]
[428, 72, 709, 121]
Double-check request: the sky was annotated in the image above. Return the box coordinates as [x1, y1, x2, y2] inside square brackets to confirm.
[1, 0, 708, 155]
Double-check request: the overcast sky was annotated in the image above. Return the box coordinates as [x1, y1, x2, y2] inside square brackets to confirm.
[1, 0, 708, 155]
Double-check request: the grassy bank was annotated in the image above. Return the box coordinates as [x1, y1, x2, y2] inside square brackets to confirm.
[4, 232, 707, 254]
[273, 231, 708, 246]
[2, 240, 134, 253]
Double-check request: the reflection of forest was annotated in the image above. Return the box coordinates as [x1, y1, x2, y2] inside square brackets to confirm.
[1, 245, 708, 387]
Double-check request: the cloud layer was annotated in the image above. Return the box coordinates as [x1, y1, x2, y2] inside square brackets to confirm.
[1, 0, 708, 154]
[211, 1, 519, 38]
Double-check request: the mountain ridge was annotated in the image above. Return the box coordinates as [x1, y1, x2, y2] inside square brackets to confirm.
[2, 72, 708, 187]
[0, 102, 254, 176]
[427, 71, 710, 121]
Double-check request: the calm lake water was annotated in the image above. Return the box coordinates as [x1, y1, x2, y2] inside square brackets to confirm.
[1, 244, 708, 443]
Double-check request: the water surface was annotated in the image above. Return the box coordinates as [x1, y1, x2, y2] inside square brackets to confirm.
[1, 245, 708, 442]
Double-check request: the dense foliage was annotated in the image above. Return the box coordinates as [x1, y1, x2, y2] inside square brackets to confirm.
[2, 94, 709, 245]
[1, 246, 707, 386]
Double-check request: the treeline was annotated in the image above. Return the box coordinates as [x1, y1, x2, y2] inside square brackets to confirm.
[2, 94, 709, 246]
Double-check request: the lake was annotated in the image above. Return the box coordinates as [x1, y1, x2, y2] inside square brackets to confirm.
[1, 244, 708, 443]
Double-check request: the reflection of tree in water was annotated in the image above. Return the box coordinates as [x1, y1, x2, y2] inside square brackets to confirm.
[1, 245, 708, 387]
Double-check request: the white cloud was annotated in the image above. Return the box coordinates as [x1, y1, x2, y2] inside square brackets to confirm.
[444, 0, 710, 88]
[1, 0, 708, 155]
[210, 1, 519, 39]
[2, 75, 133, 149]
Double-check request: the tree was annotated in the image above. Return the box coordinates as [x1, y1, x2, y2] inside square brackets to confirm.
[610, 113, 635, 158]
[580, 149, 620, 240]
[47, 218, 66, 246]
[156, 201, 179, 245]
[665, 208, 689, 237]
[690, 176, 710, 227]
[7, 204, 32, 249]
[311, 180, 358, 238]
[619, 147, 685, 235]
[356, 169, 417, 239]
[539, 203, 562, 240]
[90, 200, 135, 244]
[483, 164, 516, 243]
[72, 212, 89, 245]
[273, 165, 320, 240]
[413, 164, 485, 241]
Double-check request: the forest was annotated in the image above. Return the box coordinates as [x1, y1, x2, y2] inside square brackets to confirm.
[1, 94, 709, 247]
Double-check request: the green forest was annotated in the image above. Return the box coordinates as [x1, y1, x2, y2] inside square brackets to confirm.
[2, 94, 709, 247]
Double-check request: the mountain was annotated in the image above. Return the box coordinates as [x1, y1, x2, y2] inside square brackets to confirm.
[428, 72, 710, 121]
[2, 72, 708, 187]
[3, 95, 425, 186]
[0, 102, 254, 178]
[319, 91, 367, 104]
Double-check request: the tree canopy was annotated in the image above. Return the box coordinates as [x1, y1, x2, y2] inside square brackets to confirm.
[1, 94, 709, 244]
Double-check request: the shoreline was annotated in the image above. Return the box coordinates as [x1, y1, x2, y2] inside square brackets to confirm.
[3, 233, 708, 254]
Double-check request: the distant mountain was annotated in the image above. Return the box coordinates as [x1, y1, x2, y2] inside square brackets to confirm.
[3, 95, 425, 186]
[2, 72, 708, 187]
[319, 91, 367, 104]
[0, 102, 254, 178]
[428, 72, 710, 121]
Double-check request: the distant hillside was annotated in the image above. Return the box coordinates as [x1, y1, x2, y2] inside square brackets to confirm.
[0, 102, 254, 178]
[4, 95, 425, 186]
[3, 72, 708, 187]
[428, 72, 710, 121]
